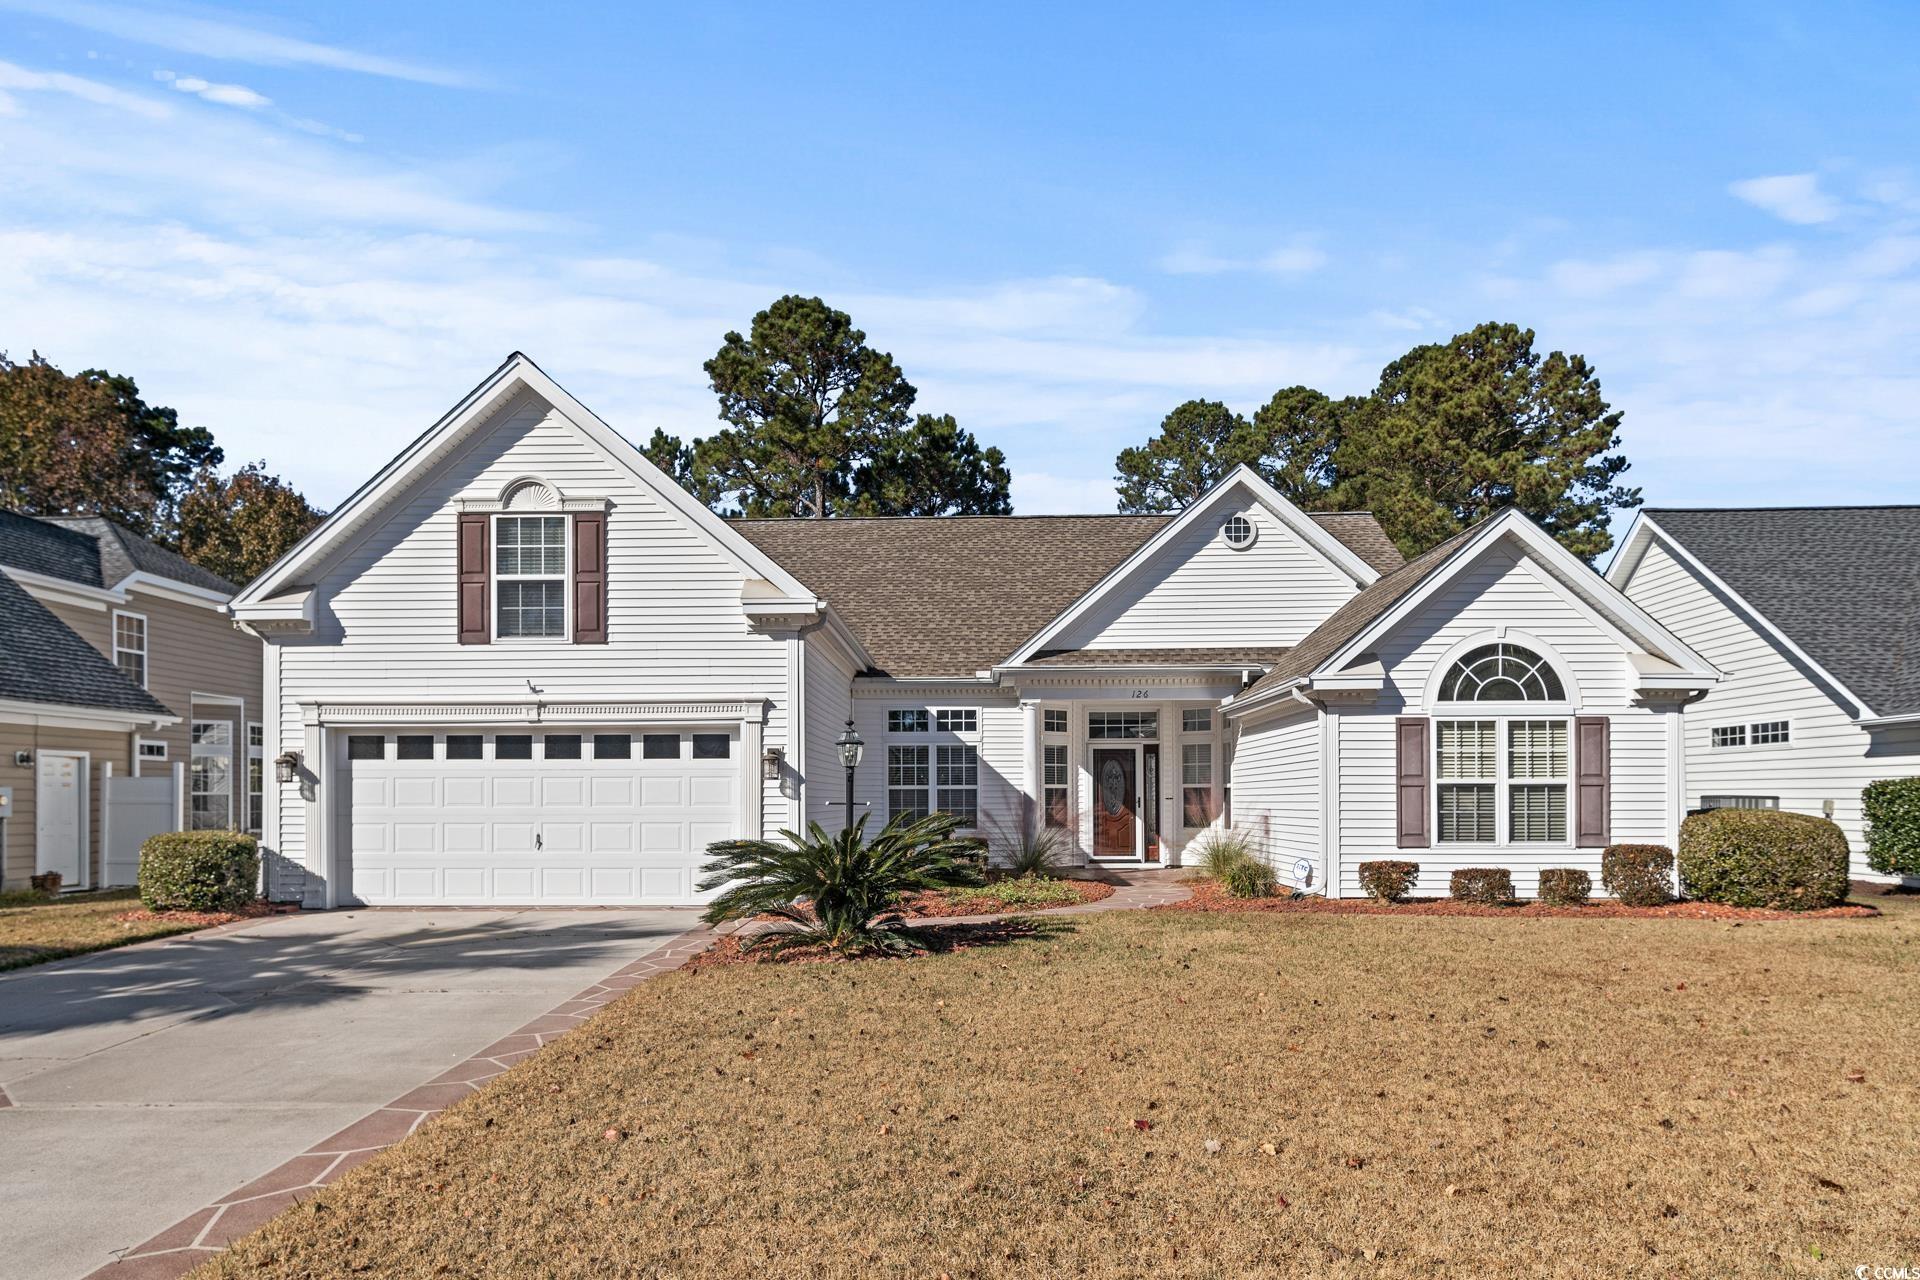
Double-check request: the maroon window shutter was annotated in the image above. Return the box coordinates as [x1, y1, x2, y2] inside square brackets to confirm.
[1395, 717, 1430, 849]
[572, 510, 607, 644]
[1575, 716, 1611, 847]
[456, 513, 489, 645]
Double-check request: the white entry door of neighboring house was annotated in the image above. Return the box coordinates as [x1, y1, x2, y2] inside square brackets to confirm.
[337, 728, 741, 906]
[35, 751, 86, 887]
[190, 720, 233, 830]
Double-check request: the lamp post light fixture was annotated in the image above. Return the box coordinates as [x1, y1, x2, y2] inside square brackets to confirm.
[833, 718, 864, 823]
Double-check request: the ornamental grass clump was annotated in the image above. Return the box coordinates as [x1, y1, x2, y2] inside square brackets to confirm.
[1449, 867, 1513, 905]
[138, 831, 259, 913]
[1679, 808, 1850, 911]
[1000, 826, 1072, 879]
[1357, 860, 1419, 903]
[1220, 856, 1279, 900]
[698, 812, 984, 956]
[1193, 829, 1258, 881]
[1536, 867, 1592, 907]
[1601, 844, 1674, 907]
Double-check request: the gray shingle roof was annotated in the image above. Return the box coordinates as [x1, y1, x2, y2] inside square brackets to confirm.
[38, 516, 239, 594]
[0, 570, 176, 718]
[1646, 506, 1920, 716]
[1024, 646, 1291, 668]
[735, 510, 1400, 678]
[0, 511, 105, 586]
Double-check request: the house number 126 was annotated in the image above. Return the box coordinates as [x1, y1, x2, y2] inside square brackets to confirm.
[1130, 689, 1152, 699]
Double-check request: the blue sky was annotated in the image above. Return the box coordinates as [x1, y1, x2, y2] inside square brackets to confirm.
[3, 1, 1918, 519]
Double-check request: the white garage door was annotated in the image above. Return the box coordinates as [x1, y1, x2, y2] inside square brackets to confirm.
[339, 728, 740, 906]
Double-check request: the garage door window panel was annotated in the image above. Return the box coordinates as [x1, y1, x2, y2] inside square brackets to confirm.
[643, 734, 680, 760]
[446, 735, 483, 760]
[544, 735, 582, 759]
[692, 734, 730, 760]
[594, 734, 632, 759]
[396, 735, 434, 760]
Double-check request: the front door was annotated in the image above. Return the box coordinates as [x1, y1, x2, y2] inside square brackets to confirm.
[1092, 748, 1137, 858]
[36, 752, 85, 886]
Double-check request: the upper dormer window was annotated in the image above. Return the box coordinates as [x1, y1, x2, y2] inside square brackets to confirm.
[1220, 514, 1256, 550]
[495, 515, 567, 638]
[1438, 643, 1565, 702]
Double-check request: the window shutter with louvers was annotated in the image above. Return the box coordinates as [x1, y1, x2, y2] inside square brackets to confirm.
[457, 513, 489, 645]
[572, 510, 607, 644]
[1395, 717, 1430, 848]
[1575, 716, 1611, 847]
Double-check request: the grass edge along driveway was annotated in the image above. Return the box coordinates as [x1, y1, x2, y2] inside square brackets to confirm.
[199, 901, 1919, 1278]
[0, 889, 232, 972]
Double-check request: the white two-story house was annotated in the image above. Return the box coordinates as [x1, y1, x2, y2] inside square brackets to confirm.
[233, 354, 1721, 906]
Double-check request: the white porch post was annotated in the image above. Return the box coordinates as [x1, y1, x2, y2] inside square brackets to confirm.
[1020, 700, 1042, 843]
[1666, 702, 1687, 851]
[740, 712, 765, 840]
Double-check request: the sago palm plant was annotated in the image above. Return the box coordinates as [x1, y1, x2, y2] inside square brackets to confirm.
[697, 811, 985, 955]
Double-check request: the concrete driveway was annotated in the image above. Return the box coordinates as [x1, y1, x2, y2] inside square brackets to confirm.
[0, 907, 699, 1280]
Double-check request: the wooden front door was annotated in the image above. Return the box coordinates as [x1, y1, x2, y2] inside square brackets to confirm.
[1092, 748, 1136, 857]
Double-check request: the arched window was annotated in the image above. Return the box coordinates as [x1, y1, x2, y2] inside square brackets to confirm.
[1439, 643, 1565, 702]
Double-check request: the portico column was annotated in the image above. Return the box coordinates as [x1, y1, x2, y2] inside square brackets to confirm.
[1020, 700, 1043, 843]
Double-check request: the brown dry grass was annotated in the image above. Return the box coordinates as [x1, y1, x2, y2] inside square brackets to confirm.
[0, 889, 235, 971]
[203, 897, 1920, 1279]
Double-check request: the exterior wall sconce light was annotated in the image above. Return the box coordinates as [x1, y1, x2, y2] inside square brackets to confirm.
[274, 751, 303, 784]
[761, 746, 784, 780]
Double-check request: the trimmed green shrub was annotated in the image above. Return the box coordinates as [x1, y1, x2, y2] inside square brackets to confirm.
[138, 831, 260, 912]
[1679, 808, 1850, 910]
[1864, 777, 1920, 878]
[1193, 829, 1257, 881]
[1449, 867, 1513, 904]
[1357, 859, 1419, 903]
[1221, 856, 1279, 899]
[1601, 844, 1674, 907]
[1536, 867, 1592, 907]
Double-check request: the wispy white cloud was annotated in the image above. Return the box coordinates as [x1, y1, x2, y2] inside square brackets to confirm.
[0, 0, 479, 87]
[0, 57, 171, 118]
[154, 68, 269, 109]
[1729, 172, 1841, 225]
[1158, 237, 1328, 277]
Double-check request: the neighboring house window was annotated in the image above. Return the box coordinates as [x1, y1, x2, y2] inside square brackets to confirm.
[190, 720, 233, 831]
[1043, 744, 1070, 828]
[888, 709, 928, 733]
[1181, 708, 1212, 734]
[1711, 724, 1748, 749]
[1088, 711, 1158, 739]
[1703, 795, 1780, 810]
[935, 709, 977, 733]
[246, 722, 263, 833]
[1438, 643, 1566, 702]
[136, 738, 167, 767]
[888, 745, 929, 822]
[1043, 708, 1068, 734]
[494, 514, 567, 638]
[113, 611, 147, 688]
[935, 744, 979, 826]
[1181, 743, 1216, 827]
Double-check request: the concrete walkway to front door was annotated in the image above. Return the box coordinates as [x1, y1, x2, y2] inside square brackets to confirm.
[0, 907, 701, 1280]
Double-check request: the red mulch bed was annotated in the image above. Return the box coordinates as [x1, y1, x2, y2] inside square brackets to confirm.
[898, 878, 1116, 918]
[114, 900, 287, 927]
[1164, 878, 1880, 921]
[686, 918, 1055, 971]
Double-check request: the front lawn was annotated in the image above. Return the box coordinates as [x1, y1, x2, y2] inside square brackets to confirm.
[202, 898, 1920, 1277]
[0, 889, 239, 971]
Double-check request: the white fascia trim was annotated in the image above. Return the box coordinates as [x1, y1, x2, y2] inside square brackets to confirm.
[993, 661, 1278, 675]
[0, 697, 178, 731]
[6, 566, 125, 610]
[1318, 512, 1720, 687]
[1856, 712, 1920, 728]
[1221, 675, 1309, 719]
[814, 605, 878, 673]
[232, 352, 817, 610]
[231, 586, 315, 631]
[1610, 515, 1873, 721]
[302, 697, 768, 726]
[1001, 465, 1381, 666]
[117, 573, 232, 609]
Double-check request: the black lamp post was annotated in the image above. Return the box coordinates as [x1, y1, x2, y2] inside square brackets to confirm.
[834, 718, 864, 822]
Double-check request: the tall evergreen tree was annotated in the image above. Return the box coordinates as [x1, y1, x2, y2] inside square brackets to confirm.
[1114, 400, 1258, 513]
[851, 414, 1012, 516]
[640, 427, 698, 495]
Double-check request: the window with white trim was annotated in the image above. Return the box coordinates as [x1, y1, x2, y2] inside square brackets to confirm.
[1181, 743, 1215, 828]
[1043, 708, 1068, 734]
[493, 514, 567, 638]
[1043, 744, 1070, 828]
[935, 744, 978, 826]
[1751, 720, 1790, 745]
[137, 738, 168, 764]
[1713, 720, 1789, 749]
[1435, 718, 1569, 844]
[888, 745, 929, 822]
[1439, 643, 1566, 702]
[1088, 710, 1158, 739]
[888, 709, 928, 733]
[189, 720, 233, 831]
[246, 722, 264, 833]
[935, 709, 976, 733]
[1181, 708, 1212, 734]
[1703, 795, 1780, 810]
[1710, 724, 1747, 749]
[112, 611, 147, 688]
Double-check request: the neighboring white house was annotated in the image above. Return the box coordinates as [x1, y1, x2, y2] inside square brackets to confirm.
[233, 354, 1722, 907]
[1610, 507, 1920, 881]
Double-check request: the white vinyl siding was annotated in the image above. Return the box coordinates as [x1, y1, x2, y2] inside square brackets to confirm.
[1329, 538, 1675, 898]
[1228, 701, 1321, 890]
[1620, 535, 1920, 878]
[267, 388, 797, 905]
[802, 635, 859, 829]
[1052, 496, 1362, 651]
